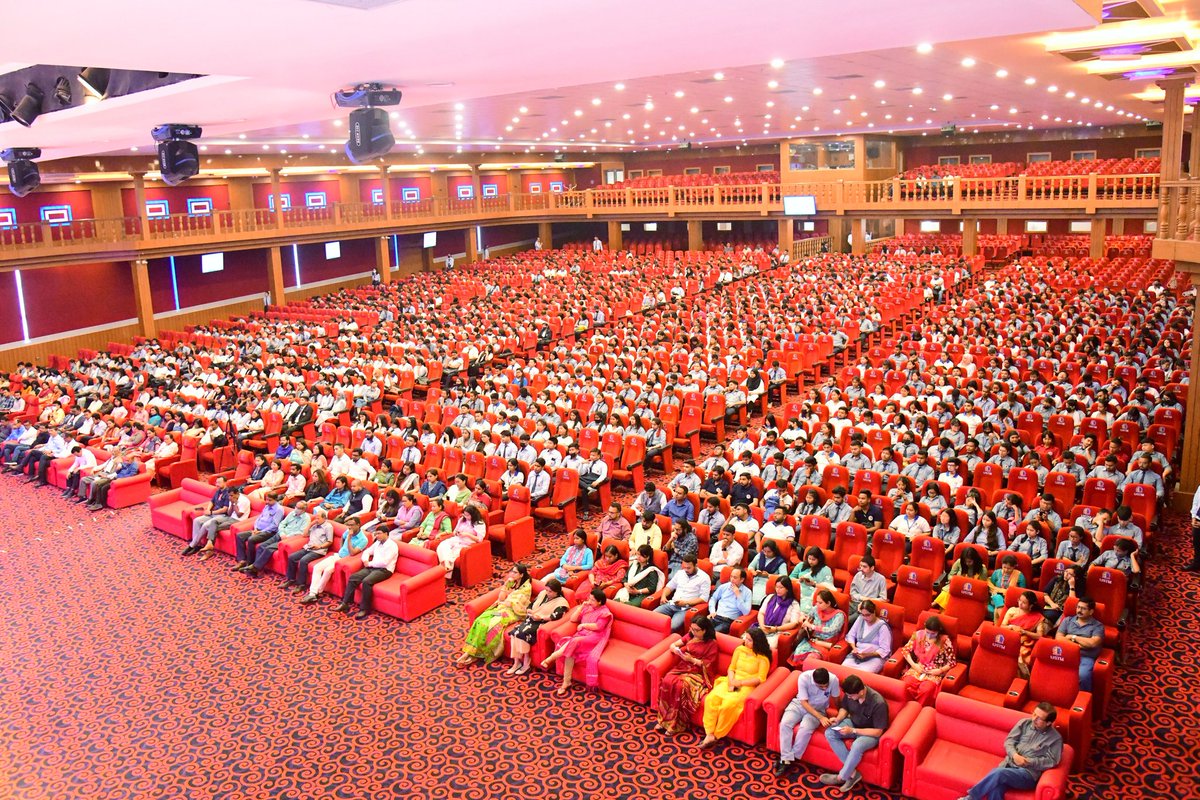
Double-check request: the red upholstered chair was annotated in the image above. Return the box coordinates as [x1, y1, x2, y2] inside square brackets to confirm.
[463, 579, 577, 664]
[941, 622, 1022, 706]
[333, 542, 447, 621]
[1121, 482, 1158, 527]
[543, 601, 676, 703]
[1085, 566, 1130, 653]
[1081, 477, 1117, 510]
[105, 460, 154, 509]
[870, 529, 907, 579]
[610, 434, 646, 494]
[1015, 638, 1092, 770]
[531, 468, 580, 531]
[487, 485, 536, 562]
[764, 660, 922, 790]
[1005, 468, 1041, 509]
[909, 535, 947, 581]
[893, 566, 935, 638]
[899, 692, 1073, 800]
[830, 522, 869, 586]
[646, 632, 789, 746]
[937, 576, 990, 658]
[149, 477, 217, 538]
[798, 515, 832, 550]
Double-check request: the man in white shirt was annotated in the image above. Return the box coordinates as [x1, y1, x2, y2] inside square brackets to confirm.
[708, 525, 745, 581]
[61, 445, 98, 498]
[526, 459, 552, 504]
[327, 444, 354, 480]
[936, 459, 964, 495]
[346, 448, 377, 482]
[334, 526, 398, 620]
[653, 555, 712, 632]
[758, 506, 797, 553]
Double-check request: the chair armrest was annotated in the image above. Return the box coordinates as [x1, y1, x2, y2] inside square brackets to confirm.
[148, 489, 182, 509]
[400, 565, 447, 597]
[729, 611, 758, 638]
[1004, 677, 1030, 709]
[464, 588, 502, 623]
[645, 636, 684, 710]
[897, 706, 938, 765]
[762, 668, 800, 721]
[940, 663, 968, 693]
[1034, 746, 1074, 800]
[880, 700, 923, 753]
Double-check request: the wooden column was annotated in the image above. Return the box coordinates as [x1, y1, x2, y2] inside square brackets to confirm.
[995, 217, 1008, 236]
[1112, 217, 1125, 236]
[687, 219, 704, 251]
[849, 218, 867, 256]
[267, 245, 286, 306]
[421, 246, 436, 272]
[131, 172, 150, 235]
[379, 166, 392, 219]
[607, 220, 623, 251]
[1177, 272, 1200, 508]
[465, 225, 479, 264]
[1190, 104, 1200, 177]
[1089, 220, 1106, 259]
[227, 177, 254, 213]
[538, 221, 553, 249]
[270, 169, 285, 230]
[131, 258, 155, 339]
[962, 217, 978, 257]
[827, 217, 849, 253]
[777, 219, 794, 254]
[376, 236, 392, 284]
[90, 183, 124, 221]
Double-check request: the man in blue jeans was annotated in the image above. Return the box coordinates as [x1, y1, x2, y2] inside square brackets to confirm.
[821, 674, 888, 792]
[960, 702, 1063, 800]
[652, 555, 711, 633]
[1055, 597, 1104, 691]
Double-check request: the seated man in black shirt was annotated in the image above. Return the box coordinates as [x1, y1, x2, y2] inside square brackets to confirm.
[821, 674, 889, 792]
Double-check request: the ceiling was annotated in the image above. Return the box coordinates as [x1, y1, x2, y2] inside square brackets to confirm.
[1, 0, 1196, 166]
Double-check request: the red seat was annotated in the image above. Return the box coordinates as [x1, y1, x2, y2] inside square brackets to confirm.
[898, 693, 1073, 800]
[764, 660, 922, 789]
[531, 468, 580, 530]
[937, 576, 990, 658]
[1018, 638, 1092, 770]
[942, 622, 1022, 706]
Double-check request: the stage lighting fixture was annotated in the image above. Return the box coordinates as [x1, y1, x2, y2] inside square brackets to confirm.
[152, 123, 203, 186]
[334, 82, 401, 163]
[53, 76, 72, 106]
[1, 147, 42, 197]
[12, 83, 45, 127]
[77, 67, 111, 98]
[0, 93, 12, 123]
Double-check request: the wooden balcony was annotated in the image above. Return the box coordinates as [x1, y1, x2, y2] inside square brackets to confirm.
[1152, 178, 1200, 266]
[0, 173, 1159, 268]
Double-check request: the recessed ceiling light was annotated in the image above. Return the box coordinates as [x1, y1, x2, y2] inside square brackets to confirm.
[767, 80, 779, 89]
[917, 42, 933, 54]
[1047, 85, 1059, 93]
[724, 96, 733, 103]
[592, 97, 602, 105]
[961, 57, 976, 67]
[454, 103, 464, 110]
[614, 82, 625, 91]
[238, 133, 247, 139]
[713, 71, 725, 80]
[874, 80, 886, 88]
[770, 58, 785, 69]
[333, 119, 342, 127]
[1024, 77, 1036, 85]
[1081, 97, 1090, 104]
[995, 69, 1008, 78]
[912, 87, 923, 95]
[574, 109, 583, 116]
[990, 104, 999, 110]
[1065, 91, 1076, 99]
[942, 93, 953, 101]
[813, 87, 823, 95]
[130, 146, 138, 152]
[766, 100, 775, 107]
[262, 144, 270, 150]
[224, 148, 232, 154]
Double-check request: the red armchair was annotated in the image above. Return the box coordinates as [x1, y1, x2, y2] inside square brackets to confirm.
[1012, 638, 1092, 770]
[334, 542, 447, 621]
[463, 579, 578, 664]
[763, 659, 921, 790]
[486, 484, 536, 562]
[898, 692, 1073, 800]
[105, 460, 154, 509]
[149, 477, 218, 538]
[543, 601, 676, 704]
[647, 632, 788, 745]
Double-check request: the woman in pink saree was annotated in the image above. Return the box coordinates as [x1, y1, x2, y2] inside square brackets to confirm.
[542, 588, 614, 696]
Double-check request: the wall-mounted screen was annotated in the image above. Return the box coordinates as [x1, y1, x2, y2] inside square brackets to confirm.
[423, 231, 437, 248]
[325, 241, 341, 260]
[782, 195, 817, 215]
[644, 222, 658, 232]
[201, 253, 224, 273]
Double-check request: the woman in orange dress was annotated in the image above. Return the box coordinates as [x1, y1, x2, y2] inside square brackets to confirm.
[999, 590, 1049, 677]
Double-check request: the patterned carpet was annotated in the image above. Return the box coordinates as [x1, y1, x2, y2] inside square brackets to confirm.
[0, 474, 1197, 800]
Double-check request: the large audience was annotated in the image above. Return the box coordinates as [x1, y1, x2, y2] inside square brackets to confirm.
[0, 237, 1186, 794]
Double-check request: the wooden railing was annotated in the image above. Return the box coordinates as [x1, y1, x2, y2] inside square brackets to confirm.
[0, 173, 1159, 266]
[792, 236, 832, 260]
[1157, 179, 1200, 242]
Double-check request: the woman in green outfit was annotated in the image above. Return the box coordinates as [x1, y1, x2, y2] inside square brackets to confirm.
[613, 544, 664, 607]
[458, 564, 532, 665]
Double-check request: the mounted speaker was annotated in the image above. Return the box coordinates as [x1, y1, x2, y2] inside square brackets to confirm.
[345, 107, 395, 164]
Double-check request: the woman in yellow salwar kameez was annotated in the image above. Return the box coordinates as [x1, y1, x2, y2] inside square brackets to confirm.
[457, 565, 532, 665]
[698, 627, 772, 748]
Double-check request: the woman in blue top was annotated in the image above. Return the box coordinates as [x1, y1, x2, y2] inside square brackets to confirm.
[419, 467, 448, 499]
[788, 546, 834, 615]
[552, 529, 594, 584]
[320, 475, 351, 512]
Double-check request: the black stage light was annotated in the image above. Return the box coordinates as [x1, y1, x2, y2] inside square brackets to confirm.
[53, 76, 72, 106]
[77, 67, 111, 98]
[0, 93, 12, 123]
[12, 83, 45, 127]
[345, 107, 394, 164]
[152, 124, 203, 186]
[1, 147, 42, 197]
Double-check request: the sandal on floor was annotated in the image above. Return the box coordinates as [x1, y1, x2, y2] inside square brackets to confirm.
[554, 686, 570, 697]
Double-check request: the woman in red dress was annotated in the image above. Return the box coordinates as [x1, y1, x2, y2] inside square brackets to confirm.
[655, 615, 720, 735]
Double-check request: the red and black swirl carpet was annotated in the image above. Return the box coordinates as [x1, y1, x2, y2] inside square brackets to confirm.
[0, 480, 1196, 800]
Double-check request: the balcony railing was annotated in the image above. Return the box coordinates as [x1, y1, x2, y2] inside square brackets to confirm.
[0, 173, 1159, 265]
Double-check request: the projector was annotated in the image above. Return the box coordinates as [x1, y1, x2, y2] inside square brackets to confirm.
[333, 83, 403, 109]
[0, 147, 40, 161]
[151, 124, 202, 142]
